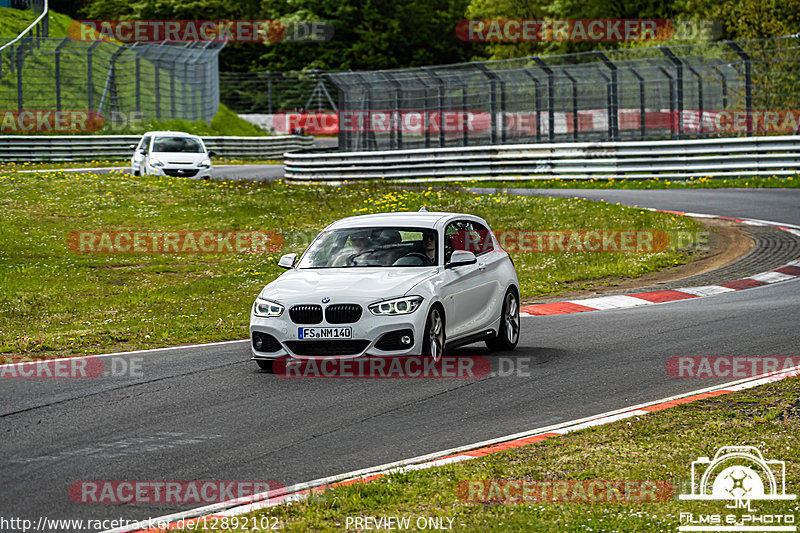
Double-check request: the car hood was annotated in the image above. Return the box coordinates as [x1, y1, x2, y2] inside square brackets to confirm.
[260, 267, 438, 302]
[150, 153, 206, 164]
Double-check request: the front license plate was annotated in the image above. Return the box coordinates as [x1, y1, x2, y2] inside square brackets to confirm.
[298, 327, 352, 339]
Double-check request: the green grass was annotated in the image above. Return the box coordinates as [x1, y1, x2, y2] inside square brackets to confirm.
[96, 104, 268, 137]
[0, 172, 701, 361]
[0, 6, 74, 38]
[214, 375, 800, 532]
[412, 175, 800, 190]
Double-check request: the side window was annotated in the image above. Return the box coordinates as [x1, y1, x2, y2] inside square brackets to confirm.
[139, 136, 151, 154]
[445, 220, 494, 262]
[469, 222, 494, 256]
[444, 221, 468, 263]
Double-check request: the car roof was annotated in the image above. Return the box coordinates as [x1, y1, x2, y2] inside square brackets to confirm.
[143, 131, 201, 138]
[325, 211, 485, 230]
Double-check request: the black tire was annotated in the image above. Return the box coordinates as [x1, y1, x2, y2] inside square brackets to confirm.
[256, 359, 274, 372]
[422, 305, 445, 362]
[486, 289, 520, 351]
[132, 169, 140, 176]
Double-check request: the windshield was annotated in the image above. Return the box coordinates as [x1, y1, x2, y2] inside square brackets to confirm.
[152, 136, 205, 153]
[297, 227, 438, 268]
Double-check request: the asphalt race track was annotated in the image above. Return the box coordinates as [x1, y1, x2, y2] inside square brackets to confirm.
[1, 187, 799, 528]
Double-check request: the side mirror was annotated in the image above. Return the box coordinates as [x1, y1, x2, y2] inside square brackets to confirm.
[207, 150, 217, 157]
[277, 253, 298, 269]
[446, 250, 477, 269]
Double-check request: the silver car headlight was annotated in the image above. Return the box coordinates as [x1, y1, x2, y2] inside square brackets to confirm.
[253, 298, 284, 317]
[198, 159, 211, 168]
[149, 159, 165, 168]
[369, 296, 423, 316]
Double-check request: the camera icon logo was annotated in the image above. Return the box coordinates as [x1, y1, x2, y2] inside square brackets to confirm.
[680, 446, 795, 502]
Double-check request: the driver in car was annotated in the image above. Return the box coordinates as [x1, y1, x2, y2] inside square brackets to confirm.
[333, 231, 373, 266]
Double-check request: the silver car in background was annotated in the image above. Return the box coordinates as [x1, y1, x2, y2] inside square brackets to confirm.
[130, 131, 215, 179]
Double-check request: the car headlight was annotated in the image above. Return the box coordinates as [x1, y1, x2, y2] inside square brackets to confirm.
[198, 159, 211, 168]
[369, 296, 423, 316]
[149, 159, 165, 168]
[253, 298, 284, 317]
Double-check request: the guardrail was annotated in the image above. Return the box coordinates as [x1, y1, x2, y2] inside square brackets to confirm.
[284, 135, 800, 181]
[0, 135, 314, 161]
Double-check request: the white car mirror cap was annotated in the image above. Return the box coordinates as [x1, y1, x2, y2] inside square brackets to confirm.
[447, 250, 477, 269]
[278, 253, 298, 269]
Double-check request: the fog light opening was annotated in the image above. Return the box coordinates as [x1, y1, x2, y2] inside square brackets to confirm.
[400, 335, 412, 346]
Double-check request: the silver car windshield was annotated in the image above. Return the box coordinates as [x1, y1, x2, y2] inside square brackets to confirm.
[152, 136, 205, 153]
[298, 227, 438, 268]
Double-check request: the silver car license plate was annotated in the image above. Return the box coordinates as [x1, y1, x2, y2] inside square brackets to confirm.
[298, 327, 352, 339]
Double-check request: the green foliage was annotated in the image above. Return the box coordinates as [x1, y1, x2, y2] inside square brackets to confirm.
[0, 6, 75, 38]
[209, 103, 266, 136]
[466, 0, 800, 60]
[70, 0, 477, 72]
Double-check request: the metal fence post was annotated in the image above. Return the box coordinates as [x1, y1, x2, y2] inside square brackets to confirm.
[562, 70, 579, 141]
[338, 84, 347, 151]
[473, 62, 500, 145]
[87, 40, 102, 111]
[461, 86, 468, 146]
[531, 57, 554, 142]
[412, 72, 432, 148]
[657, 66, 676, 139]
[16, 45, 24, 111]
[381, 72, 403, 149]
[713, 62, 728, 110]
[660, 46, 683, 138]
[684, 63, 703, 134]
[170, 57, 177, 118]
[628, 67, 646, 140]
[422, 67, 446, 147]
[726, 41, 752, 135]
[522, 69, 542, 143]
[594, 67, 611, 140]
[595, 52, 619, 141]
[55, 37, 69, 112]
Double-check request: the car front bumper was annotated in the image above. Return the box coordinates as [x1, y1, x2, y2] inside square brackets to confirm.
[249, 305, 429, 361]
[146, 165, 211, 179]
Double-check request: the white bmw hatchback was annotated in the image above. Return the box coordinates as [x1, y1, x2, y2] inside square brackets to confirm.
[130, 131, 214, 179]
[250, 211, 520, 371]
